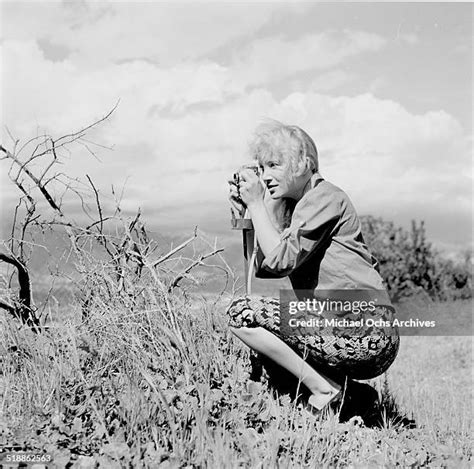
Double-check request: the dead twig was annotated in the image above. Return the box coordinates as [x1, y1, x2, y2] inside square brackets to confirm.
[168, 248, 224, 293]
[152, 227, 198, 268]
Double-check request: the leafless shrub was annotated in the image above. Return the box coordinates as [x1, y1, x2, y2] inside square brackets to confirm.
[0, 107, 230, 334]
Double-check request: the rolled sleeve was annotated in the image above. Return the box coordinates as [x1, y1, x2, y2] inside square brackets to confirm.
[258, 189, 341, 277]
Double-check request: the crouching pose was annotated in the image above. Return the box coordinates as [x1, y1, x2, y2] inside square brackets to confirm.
[227, 121, 399, 422]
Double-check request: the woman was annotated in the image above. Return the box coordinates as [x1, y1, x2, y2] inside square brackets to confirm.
[227, 121, 399, 422]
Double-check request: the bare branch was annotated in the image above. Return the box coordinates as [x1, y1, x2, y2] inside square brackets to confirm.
[1, 143, 62, 213]
[4, 126, 18, 148]
[152, 227, 198, 268]
[0, 250, 39, 329]
[16, 133, 50, 157]
[79, 136, 114, 151]
[0, 299, 16, 315]
[10, 199, 22, 252]
[37, 138, 58, 183]
[168, 247, 224, 292]
[55, 102, 119, 147]
[86, 216, 113, 231]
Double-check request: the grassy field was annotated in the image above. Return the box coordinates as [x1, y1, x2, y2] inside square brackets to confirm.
[0, 294, 472, 468]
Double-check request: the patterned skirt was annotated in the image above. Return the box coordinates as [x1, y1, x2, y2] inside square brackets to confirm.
[227, 295, 400, 381]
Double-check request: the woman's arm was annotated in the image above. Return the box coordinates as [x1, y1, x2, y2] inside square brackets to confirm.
[238, 171, 340, 277]
[246, 199, 281, 258]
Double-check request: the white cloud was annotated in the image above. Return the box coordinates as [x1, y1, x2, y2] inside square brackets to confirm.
[1, 25, 389, 144]
[230, 30, 386, 88]
[1, 3, 470, 251]
[89, 90, 469, 244]
[399, 33, 419, 45]
[1, 3, 302, 67]
[309, 70, 355, 92]
[2, 37, 469, 246]
[274, 93, 469, 213]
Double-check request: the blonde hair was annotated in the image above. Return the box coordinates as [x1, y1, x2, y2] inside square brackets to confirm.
[249, 120, 319, 174]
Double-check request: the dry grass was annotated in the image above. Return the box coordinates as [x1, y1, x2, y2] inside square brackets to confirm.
[0, 293, 472, 468]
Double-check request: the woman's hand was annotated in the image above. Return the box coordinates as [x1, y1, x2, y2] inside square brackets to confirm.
[228, 168, 280, 256]
[237, 168, 265, 208]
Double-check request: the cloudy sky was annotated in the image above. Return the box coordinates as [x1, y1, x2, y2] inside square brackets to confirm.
[0, 2, 472, 277]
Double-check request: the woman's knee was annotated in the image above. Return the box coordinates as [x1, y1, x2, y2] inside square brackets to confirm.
[230, 326, 258, 341]
[226, 296, 256, 328]
[229, 295, 280, 323]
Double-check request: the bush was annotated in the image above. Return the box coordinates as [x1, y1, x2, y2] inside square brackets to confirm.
[360, 216, 472, 302]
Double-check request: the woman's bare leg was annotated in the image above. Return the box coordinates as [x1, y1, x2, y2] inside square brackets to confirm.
[231, 326, 341, 409]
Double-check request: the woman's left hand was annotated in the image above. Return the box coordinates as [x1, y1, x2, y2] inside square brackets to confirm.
[238, 168, 265, 207]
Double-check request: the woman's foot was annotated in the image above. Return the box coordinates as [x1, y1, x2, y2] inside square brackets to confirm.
[307, 387, 342, 412]
[305, 380, 380, 426]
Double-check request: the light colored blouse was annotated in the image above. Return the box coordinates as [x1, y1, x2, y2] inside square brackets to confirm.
[256, 173, 389, 300]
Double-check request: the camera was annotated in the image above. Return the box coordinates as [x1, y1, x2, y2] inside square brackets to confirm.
[233, 162, 260, 203]
[230, 162, 260, 230]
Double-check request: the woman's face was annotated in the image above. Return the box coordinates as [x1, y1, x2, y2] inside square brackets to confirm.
[259, 155, 299, 199]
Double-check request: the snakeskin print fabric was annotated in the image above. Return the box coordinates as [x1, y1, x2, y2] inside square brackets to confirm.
[227, 295, 400, 380]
